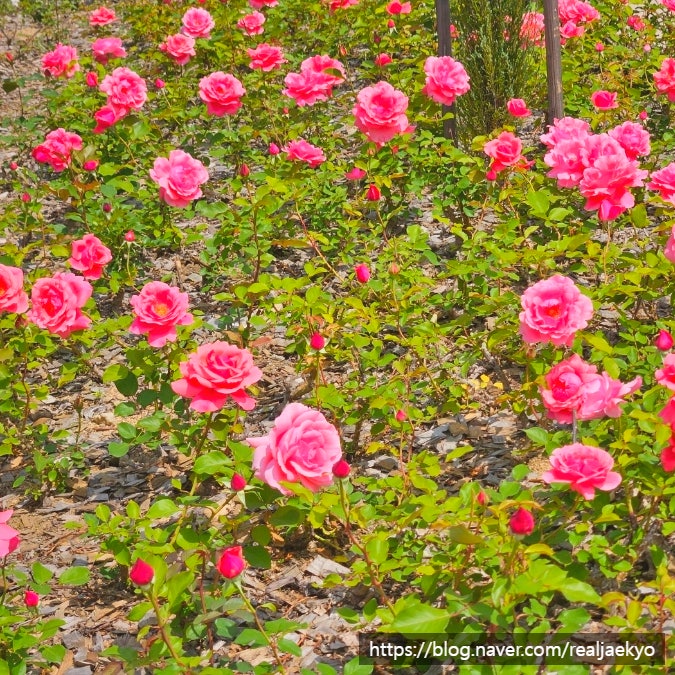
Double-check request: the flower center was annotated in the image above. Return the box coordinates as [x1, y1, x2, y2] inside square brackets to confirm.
[154, 302, 169, 317]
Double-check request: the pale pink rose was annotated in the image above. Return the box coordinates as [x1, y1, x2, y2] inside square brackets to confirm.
[540, 116, 591, 149]
[238, 11, 265, 36]
[130, 281, 193, 347]
[654, 58, 675, 102]
[301, 54, 346, 85]
[27, 272, 92, 338]
[247, 43, 286, 71]
[149, 149, 209, 208]
[386, 0, 411, 14]
[0, 510, 19, 558]
[590, 90, 618, 110]
[520, 11, 544, 47]
[91, 37, 126, 64]
[93, 104, 125, 134]
[544, 138, 589, 188]
[540, 354, 598, 424]
[99, 67, 147, 115]
[160, 34, 196, 65]
[353, 80, 409, 145]
[89, 6, 116, 27]
[507, 98, 531, 117]
[519, 275, 594, 347]
[0, 265, 29, 314]
[68, 234, 112, 280]
[249, 0, 278, 8]
[656, 353, 675, 391]
[249, 403, 342, 494]
[662, 441, 675, 472]
[42, 44, 79, 78]
[182, 7, 215, 39]
[171, 341, 262, 412]
[665, 226, 675, 263]
[283, 69, 334, 106]
[283, 139, 326, 167]
[483, 131, 528, 175]
[422, 55, 470, 106]
[32, 128, 83, 172]
[608, 121, 650, 160]
[648, 163, 675, 206]
[542, 444, 622, 499]
[375, 53, 392, 67]
[577, 372, 641, 419]
[199, 72, 245, 116]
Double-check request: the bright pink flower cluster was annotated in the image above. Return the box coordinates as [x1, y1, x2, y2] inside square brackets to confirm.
[149, 149, 209, 208]
[199, 72, 246, 116]
[91, 37, 126, 64]
[283, 55, 345, 107]
[558, 0, 599, 40]
[663, 0, 675, 10]
[96, 67, 147, 134]
[353, 80, 410, 145]
[32, 128, 83, 172]
[422, 56, 470, 106]
[42, 44, 79, 79]
[540, 354, 641, 423]
[542, 117, 649, 221]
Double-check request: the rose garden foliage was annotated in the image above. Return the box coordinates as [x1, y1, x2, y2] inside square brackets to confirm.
[0, 0, 675, 673]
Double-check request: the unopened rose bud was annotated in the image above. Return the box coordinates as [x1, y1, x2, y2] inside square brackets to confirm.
[83, 159, 99, 171]
[21, 193, 30, 203]
[9, 162, 18, 171]
[355, 264, 370, 283]
[24, 590, 39, 607]
[217, 546, 246, 579]
[476, 491, 488, 506]
[309, 332, 326, 350]
[389, 262, 400, 275]
[655, 329, 674, 351]
[155, 78, 166, 89]
[509, 508, 535, 536]
[124, 230, 135, 242]
[5, 52, 14, 63]
[239, 163, 250, 177]
[639, 110, 648, 120]
[486, 169, 497, 181]
[269, 142, 280, 155]
[102, 202, 112, 213]
[231, 473, 246, 491]
[366, 184, 380, 201]
[85, 71, 98, 87]
[387, 19, 395, 29]
[129, 558, 154, 586]
[332, 459, 351, 478]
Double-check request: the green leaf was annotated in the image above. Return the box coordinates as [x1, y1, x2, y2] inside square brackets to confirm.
[115, 370, 138, 396]
[40, 644, 66, 664]
[32, 561, 53, 584]
[108, 441, 130, 457]
[244, 545, 271, 569]
[525, 427, 549, 446]
[269, 505, 304, 527]
[117, 422, 137, 440]
[584, 332, 613, 354]
[387, 600, 451, 635]
[556, 608, 590, 633]
[58, 566, 90, 586]
[343, 657, 374, 675]
[146, 498, 179, 519]
[559, 578, 601, 604]
[235, 628, 268, 647]
[128, 601, 153, 622]
[193, 451, 228, 476]
[447, 526, 483, 545]
[277, 638, 302, 656]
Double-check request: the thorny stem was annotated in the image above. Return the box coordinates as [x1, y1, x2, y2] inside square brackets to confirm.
[147, 590, 189, 671]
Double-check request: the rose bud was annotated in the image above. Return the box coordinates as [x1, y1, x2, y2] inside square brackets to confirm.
[102, 202, 112, 213]
[124, 230, 135, 242]
[655, 330, 674, 351]
[231, 473, 247, 491]
[309, 332, 326, 350]
[389, 262, 400, 275]
[269, 142, 280, 155]
[129, 558, 154, 586]
[332, 459, 351, 478]
[366, 184, 381, 201]
[155, 78, 166, 89]
[85, 71, 98, 87]
[21, 193, 30, 203]
[476, 491, 488, 506]
[395, 409, 407, 421]
[217, 546, 246, 579]
[24, 590, 39, 607]
[355, 264, 370, 283]
[239, 163, 250, 177]
[509, 508, 535, 536]
[9, 162, 18, 171]
[83, 160, 99, 171]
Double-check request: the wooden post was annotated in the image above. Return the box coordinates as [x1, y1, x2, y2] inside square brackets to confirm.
[543, 0, 564, 124]
[435, 0, 456, 141]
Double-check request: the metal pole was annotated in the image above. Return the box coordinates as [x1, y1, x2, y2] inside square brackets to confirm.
[435, 0, 456, 141]
[543, 0, 564, 124]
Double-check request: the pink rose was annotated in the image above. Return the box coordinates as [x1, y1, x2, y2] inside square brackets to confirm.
[68, 234, 112, 280]
[375, 53, 392, 67]
[627, 15, 645, 31]
[540, 354, 598, 424]
[160, 34, 196, 66]
[249, 0, 278, 8]
[654, 58, 675, 102]
[656, 353, 675, 391]
[576, 371, 641, 419]
[283, 139, 326, 167]
[544, 137, 589, 188]
[0, 265, 29, 314]
[422, 55, 470, 106]
[663, 0, 675, 11]
[217, 546, 247, 578]
[345, 167, 366, 180]
[507, 98, 531, 117]
[238, 11, 265, 36]
[655, 329, 674, 351]
[608, 121, 650, 160]
[199, 72, 246, 116]
[89, 6, 117, 26]
[32, 128, 83, 172]
[182, 7, 215, 39]
[540, 116, 591, 149]
[27, 272, 92, 338]
[509, 508, 535, 535]
[665, 227, 675, 264]
[91, 37, 126, 64]
[386, 1, 411, 14]
[559, 0, 599, 25]
[330, 0, 360, 10]
[93, 104, 125, 134]
[662, 441, 675, 472]
[519, 275, 593, 347]
[42, 44, 79, 79]
[353, 80, 409, 145]
[249, 402, 342, 494]
[149, 149, 209, 208]
[129, 559, 154, 586]
[483, 131, 528, 175]
[247, 43, 286, 71]
[171, 341, 262, 412]
[648, 163, 675, 206]
[283, 69, 334, 107]
[130, 281, 193, 347]
[301, 55, 346, 85]
[86, 71, 99, 87]
[590, 90, 618, 110]
[520, 11, 544, 47]
[659, 396, 675, 425]
[0, 510, 19, 558]
[542, 444, 622, 499]
[100, 67, 147, 115]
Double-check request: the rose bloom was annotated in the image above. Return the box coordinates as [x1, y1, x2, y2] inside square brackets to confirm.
[199, 72, 246, 116]
[345, 166, 366, 180]
[249, 402, 342, 494]
[627, 15, 645, 31]
[483, 131, 528, 175]
[160, 33, 196, 66]
[217, 546, 246, 578]
[69, 234, 112, 280]
[24, 590, 39, 608]
[99, 67, 147, 115]
[590, 90, 618, 110]
[0, 510, 20, 558]
[32, 128, 83, 172]
[520, 11, 544, 47]
[544, 138, 589, 188]
[301, 54, 345, 85]
[330, 0, 360, 10]
[559, 0, 599, 25]
[519, 275, 594, 347]
[249, 0, 278, 8]
[656, 353, 675, 391]
[507, 98, 531, 117]
[655, 329, 674, 351]
[171, 341, 263, 412]
[608, 121, 650, 160]
[663, 0, 675, 11]
[42, 44, 79, 78]
[130, 281, 193, 347]
[247, 43, 286, 71]
[540, 116, 591, 149]
[283, 139, 326, 167]
[86, 71, 98, 87]
[579, 371, 641, 419]
[182, 8, 215, 39]
[662, 441, 675, 472]
[91, 37, 126, 64]
[149, 149, 209, 208]
[27, 272, 92, 338]
[648, 163, 675, 206]
[659, 395, 675, 425]
[283, 69, 335, 107]
[540, 354, 598, 424]
[375, 53, 392, 67]
[386, 0, 411, 14]
[238, 11, 265, 36]
[0, 265, 29, 314]
[654, 58, 675, 102]
[665, 226, 675, 264]
[542, 444, 622, 499]
[89, 6, 117, 26]
[353, 80, 409, 145]
[93, 104, 125, 134]
[422, 55, 470, 106]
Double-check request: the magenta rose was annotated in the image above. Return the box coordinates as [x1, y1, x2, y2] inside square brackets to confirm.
[249, 0, 278, 8]
[129, 281, 193, 347]
[27, 272, 92, 338]
[283, 139, 326, 167]
[506, 98, 531, 117]
[199, 72, 246, 116]
[93, 104, 125, 134]
[247, 43, 286, 71]
[68, 234, 112, 280]
[656, 353, 675, 390]
[99, 67, 147, 115]
[171, 341, 262, 412]
[662, 441, 675, 472]
[353, 81, 409, 145]
[89, 6, 117, 27]
[386, 0, 411, 14]
[249, 403, 342, 494]
[590, 90, 618, 110]
[32, 128, 83, 172]
[0, 265, 29, 314]
[576, 371, 641, 420]
[150, 150, 208, 208]
[654, 58, 675, 102]
[91, 37, 126, 64]
[422, 56, 470, 106]
[182, 7, 215, 38]
[160, 34, 196, 66]
[648, 163, 675, 206]
[540, 354, 598, 424]
[0, 510, 20, 558]
[42, 44, 79, 78]
[542, 444, 622, 499]
[483, 131, 528, 175]
[519, 275, 593, 347]
[238, 11, 265, 36]
[300, 55, 345, 85]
